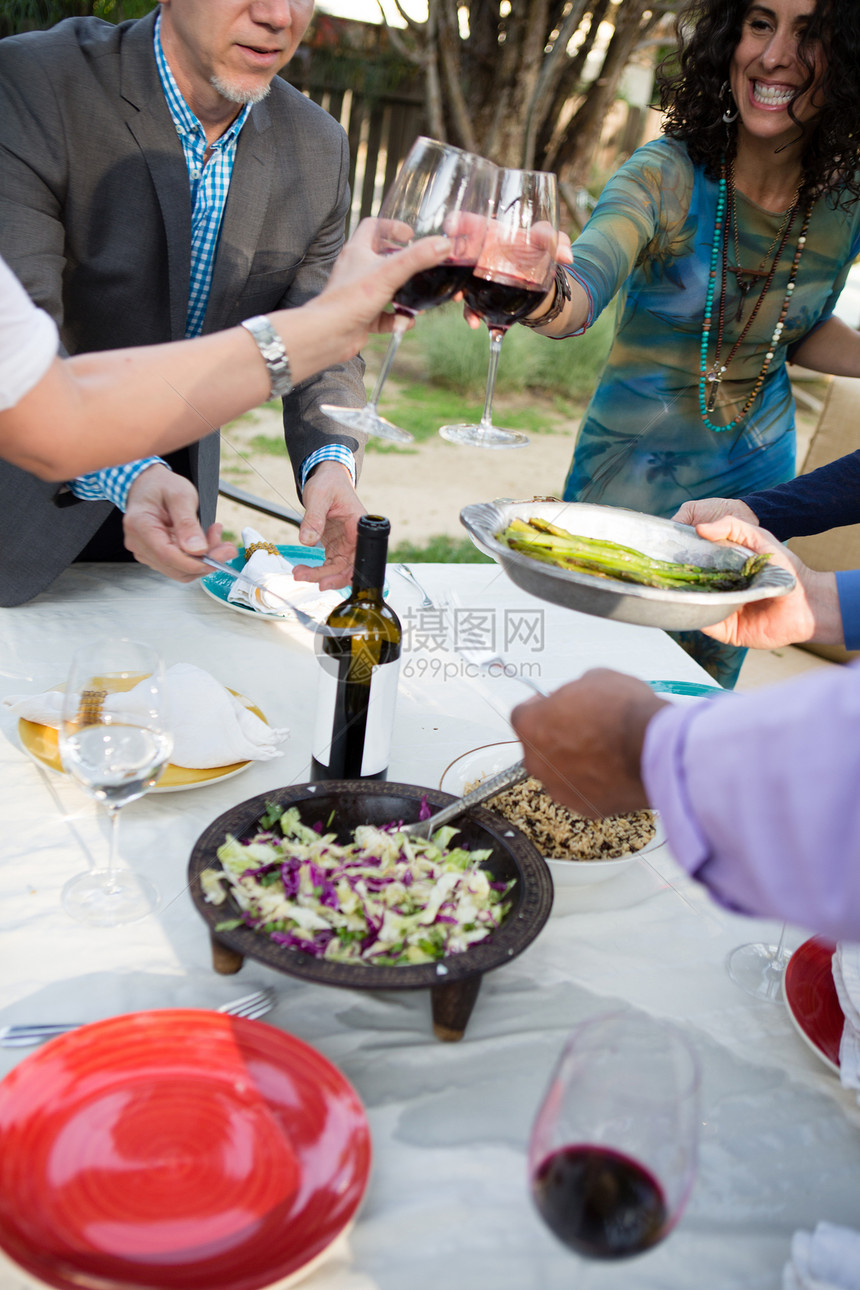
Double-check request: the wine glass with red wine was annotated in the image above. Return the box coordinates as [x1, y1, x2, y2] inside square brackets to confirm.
[529, 1012, 700, 1264]
[439, 167, 559, 449]
[320, 138, 496, 444]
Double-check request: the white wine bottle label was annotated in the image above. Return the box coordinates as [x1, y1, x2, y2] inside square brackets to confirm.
[312, 656, 400, 777]
[360, 660, 400, 775]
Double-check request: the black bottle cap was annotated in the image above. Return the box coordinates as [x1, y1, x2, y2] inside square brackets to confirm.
[353, 515, 390, 592]
[357, 515, 391, 539]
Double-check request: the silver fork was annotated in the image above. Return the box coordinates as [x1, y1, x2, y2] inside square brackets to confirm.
[0, 987, 276, 1047]
[441, 592, 548, 697]
[396, 564, 434, 608]
[459, 647, 548, 696]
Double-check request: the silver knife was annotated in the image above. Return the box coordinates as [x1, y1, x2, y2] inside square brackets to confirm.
[201, 556, 345, 636]
[1, 1023, 83, 1047]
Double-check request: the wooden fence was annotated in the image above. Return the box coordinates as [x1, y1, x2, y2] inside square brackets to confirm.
[284, 17, 426, 237]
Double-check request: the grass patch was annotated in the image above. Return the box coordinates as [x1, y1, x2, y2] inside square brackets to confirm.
[365, 442, 420, 456]
[389, 535, 493, 563]
[365, 381, 571, 448]
[365, 387, 483, 446]
[248, 434, 286, 456]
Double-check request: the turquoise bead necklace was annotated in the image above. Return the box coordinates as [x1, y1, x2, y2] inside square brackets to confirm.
[699, 160, 814, 432]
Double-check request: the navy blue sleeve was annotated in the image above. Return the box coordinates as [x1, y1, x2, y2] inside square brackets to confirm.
[741, 451, 860, 541]
[836, 569, 860, 650]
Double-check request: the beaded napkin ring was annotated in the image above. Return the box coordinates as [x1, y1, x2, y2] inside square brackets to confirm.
[244, 541, 280, 560]
[75, 689, 107, 728]
[519, 264, 572, 329]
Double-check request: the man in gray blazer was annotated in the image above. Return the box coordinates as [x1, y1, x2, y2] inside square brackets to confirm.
[0, 0, 368, 606]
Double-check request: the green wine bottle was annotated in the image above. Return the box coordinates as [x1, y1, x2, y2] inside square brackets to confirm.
[310, 515, 402, 781]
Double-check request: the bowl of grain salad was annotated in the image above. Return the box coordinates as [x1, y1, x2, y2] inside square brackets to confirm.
[439, 741, 665, 889]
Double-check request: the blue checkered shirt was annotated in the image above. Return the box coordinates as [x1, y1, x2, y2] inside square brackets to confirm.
[69, 11, 354, 510]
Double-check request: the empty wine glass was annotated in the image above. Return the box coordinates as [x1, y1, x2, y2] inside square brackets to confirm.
[439, 167, 559, 449]
[321, 137, 497, 444]
[529, 1011, 700, 1264]
[58, 638, 173, 927]
[726, 922, 791, 1000]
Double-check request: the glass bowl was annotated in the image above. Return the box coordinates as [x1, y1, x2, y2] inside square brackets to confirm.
[438, 741, 665, 889]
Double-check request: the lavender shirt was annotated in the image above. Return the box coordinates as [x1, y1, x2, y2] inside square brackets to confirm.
[642, 662, 860, 942]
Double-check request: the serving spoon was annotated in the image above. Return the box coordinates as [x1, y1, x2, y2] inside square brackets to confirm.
[402, 759, 528, 840]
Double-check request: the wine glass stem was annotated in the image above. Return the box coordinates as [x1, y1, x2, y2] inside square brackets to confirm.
[772, 921, 787, 962]
[478, 328, 505, 440]
[367, 313, 410, 412]
[765, 922, 788, 998]
[104, 805, 122, 895]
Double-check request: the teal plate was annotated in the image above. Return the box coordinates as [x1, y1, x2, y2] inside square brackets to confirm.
[200, 545, 386, 620]
[647, 679, 724, 698]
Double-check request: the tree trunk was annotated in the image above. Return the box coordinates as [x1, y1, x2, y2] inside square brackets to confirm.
[384, 1, 677, 193]
[553, 1, 663, 184]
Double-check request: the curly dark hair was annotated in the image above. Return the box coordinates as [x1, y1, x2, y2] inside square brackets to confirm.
[658, 0, 860, 209]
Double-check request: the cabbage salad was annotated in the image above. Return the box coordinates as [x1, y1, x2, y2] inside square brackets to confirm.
[200, 802, 514, 967]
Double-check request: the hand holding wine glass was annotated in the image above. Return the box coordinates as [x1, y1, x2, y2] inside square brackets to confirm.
[58, 639, 172, 927]
[321, 137, 497, 444]
[440, 167, 559, 449]
[529, 1012, 700, 1263]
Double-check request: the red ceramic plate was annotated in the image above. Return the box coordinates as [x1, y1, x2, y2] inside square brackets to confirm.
[0, 1011, 371, 1290]
[783, 936, 842, 1075]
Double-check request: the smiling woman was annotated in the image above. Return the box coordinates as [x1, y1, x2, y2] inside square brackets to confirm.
[516, 0, 860, 687]
[662, 0, 858, 205]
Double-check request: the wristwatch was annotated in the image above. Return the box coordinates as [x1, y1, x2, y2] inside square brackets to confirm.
[240, 315, 293, 397]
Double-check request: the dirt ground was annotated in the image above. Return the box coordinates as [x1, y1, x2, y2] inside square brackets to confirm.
[216, 399, 576, 550]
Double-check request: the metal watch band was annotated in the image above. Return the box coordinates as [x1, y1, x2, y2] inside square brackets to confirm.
[240, 315, 293, 397]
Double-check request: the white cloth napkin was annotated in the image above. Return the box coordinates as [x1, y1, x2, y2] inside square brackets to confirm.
[783, 1222, 860, 1289]
[832, 943, 860, 1095]
[229, 526, 342, 621]
[5, 662, 288, 769]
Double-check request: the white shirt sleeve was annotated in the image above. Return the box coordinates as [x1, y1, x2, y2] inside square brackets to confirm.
[0, 255, 59, 411]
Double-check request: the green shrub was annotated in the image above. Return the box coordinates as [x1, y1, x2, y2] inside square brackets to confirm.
[366, 384, 561, 447]
[417, 301, 615, 400]
[390, 535, 493, 564]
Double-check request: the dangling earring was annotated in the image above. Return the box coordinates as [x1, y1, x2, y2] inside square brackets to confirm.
[720, 80, 739, 124]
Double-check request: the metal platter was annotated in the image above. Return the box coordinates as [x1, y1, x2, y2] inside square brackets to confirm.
[460, 498, 796, 630]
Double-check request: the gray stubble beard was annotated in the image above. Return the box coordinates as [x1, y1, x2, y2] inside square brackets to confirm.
[209, 73, 274, 106]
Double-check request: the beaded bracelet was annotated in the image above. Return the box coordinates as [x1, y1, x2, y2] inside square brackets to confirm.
[519, 264, 572, 329]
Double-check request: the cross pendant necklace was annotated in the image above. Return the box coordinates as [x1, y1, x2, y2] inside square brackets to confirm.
[705, 363, 726, 413]
[727, 266, 768, 322]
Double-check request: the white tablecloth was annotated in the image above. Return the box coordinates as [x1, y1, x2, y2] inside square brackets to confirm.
[1, 562, 858, 1290]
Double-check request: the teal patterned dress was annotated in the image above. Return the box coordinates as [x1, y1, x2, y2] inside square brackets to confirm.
[563, 137, 860, 685]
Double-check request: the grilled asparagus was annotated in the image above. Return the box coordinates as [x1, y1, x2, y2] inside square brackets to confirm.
[498, 517, 769, 591]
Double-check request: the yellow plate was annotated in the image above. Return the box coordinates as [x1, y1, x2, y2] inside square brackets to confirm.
[18, 688, 268, 793]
